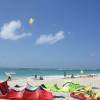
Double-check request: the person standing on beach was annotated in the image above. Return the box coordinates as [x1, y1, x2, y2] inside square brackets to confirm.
[8, 75, 11, 81]
[34, 74, 37, 79]
[64, 72, 66, 78]
[71, 74, 74, 78]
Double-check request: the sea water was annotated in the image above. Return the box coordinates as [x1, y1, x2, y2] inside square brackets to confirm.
[0, 68, 100, 80]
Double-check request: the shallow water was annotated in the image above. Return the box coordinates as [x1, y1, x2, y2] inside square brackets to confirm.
[0, 68, 100, 80]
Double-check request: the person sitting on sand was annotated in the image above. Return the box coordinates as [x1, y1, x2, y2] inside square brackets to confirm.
[39, 76, 43, 80]
[71, 74, 74, 78]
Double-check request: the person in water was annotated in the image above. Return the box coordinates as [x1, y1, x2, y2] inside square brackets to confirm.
[64, 72, 67, 78]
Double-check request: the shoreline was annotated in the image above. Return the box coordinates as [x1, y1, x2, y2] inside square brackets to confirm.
[1, 73, 100, 81]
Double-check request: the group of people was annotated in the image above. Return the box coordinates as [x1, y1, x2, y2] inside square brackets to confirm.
[64, 72, 75, 78]
[34, 75, 43, 80]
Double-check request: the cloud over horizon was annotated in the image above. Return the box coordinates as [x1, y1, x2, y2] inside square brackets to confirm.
[36, 31, 64, 45]
[0, 20, 32, 40]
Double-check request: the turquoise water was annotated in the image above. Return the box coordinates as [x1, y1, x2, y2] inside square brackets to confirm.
[0, 68, 100, 80]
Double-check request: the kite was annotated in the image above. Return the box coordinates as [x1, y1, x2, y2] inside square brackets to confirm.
[28, 17, 34, 25]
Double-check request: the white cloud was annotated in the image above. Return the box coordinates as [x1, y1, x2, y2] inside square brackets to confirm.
[36, 31, 64, 45]
[0, 20, 32, 40]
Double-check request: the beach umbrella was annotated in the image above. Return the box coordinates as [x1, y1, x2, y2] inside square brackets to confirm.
[23, 78, 40, 100]
[23, 88, 39, 100]
[80, 70, 84, 75]
[6, 89, 24, 100]
[8, 80, 27, 89]
[39, 87, 54, 100]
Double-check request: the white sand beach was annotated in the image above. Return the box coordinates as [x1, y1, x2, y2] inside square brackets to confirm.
[3, 75, 99, 100]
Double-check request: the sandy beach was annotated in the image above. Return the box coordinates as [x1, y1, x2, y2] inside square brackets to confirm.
[2, 75, 99, 100]
[30, 76, 100, 100]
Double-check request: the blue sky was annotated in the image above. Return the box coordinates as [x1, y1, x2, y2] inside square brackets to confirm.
[0, 0, 100, 69]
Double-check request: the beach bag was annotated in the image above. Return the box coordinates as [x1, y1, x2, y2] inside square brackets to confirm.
[39, 87, 54, 100]
[0, 81, 9, 95]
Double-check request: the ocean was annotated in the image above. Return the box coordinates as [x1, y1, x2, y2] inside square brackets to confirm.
[0, 68, 100, 80]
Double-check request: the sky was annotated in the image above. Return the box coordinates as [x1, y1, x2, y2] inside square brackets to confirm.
[0, 0, 100, 69]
